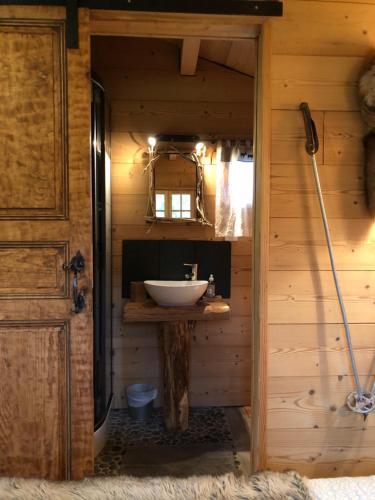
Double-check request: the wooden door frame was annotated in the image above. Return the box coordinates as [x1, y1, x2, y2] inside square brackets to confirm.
[251, 21, 271, 472]
[89, 10, 271, 474]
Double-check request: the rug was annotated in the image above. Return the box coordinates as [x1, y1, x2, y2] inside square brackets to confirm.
[308, 475, 375, 500]
[0, 471, 312, 500]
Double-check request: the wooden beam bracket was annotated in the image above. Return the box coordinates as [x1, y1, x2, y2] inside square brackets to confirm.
[66, 0, 79, 49]
[180, 38, 200, 76]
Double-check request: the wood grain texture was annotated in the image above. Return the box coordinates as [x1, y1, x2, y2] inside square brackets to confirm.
[271, 110, 324, 165]
[66, 9, 93, 480]
[268, 0, 375, 478]
[0, 20, 66, 219]
[251, 22, 271, 473]
[113, 376, 251, 408]
[0, 323, 68, 479]
[268, 375, 375, 430]
[90, 10, 262, 39]
[267, 455, 375, 478]
[114, 351, 251, 379]
[0, 7, 93, 480]
[270, 188, 367, 220]
[271, 55, 365, 111]
[0, 242, 68, 297]
[180, 38, 200, 76]
[323, 111, 366, 165]
[271, 0, 375, 56]
[270, 217, 375, 271]
[269, 270, 375, 324]
[123, 300, 231, 323]
[94, 67, 255, 104]
[0, 8, 66, 481]
[161, 321, 192, 431]
[111, 100, 253, 136]
[92, 36, 253, 410]
[200, 39, 257, 77]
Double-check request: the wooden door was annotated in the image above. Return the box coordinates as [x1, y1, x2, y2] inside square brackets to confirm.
[0, 6, 93, 480]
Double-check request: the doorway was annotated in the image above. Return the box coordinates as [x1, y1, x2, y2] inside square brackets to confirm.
[91, 33, 256, 476]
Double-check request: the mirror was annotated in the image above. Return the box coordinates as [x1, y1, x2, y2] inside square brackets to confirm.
[144, 142, 211, 225]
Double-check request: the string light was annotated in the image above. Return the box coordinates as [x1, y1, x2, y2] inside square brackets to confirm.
[148, 136, 157, 148]
[148, 136, 157, 155]
[195, 142, 205, 157]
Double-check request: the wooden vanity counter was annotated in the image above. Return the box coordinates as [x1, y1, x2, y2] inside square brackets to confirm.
[122, 299, 230, 323]
[122, 299, 231, 432]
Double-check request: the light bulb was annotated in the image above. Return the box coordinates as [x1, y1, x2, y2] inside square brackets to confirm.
[148, 136, 157, 148]
[195, 142, 205, 155]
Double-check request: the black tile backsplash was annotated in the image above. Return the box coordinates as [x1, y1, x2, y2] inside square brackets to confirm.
[122, 240, 231, 298]
[159, 240, 195, 280]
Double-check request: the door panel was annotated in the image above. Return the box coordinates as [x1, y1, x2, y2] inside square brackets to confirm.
[0, 242, 68, 298]
[0, 21, 66, 219]
[0, 323, 68, 479]
[0, 7, 93, 480]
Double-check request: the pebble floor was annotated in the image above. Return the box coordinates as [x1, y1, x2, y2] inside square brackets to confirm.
[95, 407, 240, 476]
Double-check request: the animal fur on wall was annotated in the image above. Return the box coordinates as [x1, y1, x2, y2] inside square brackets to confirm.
[359, 61, 375, 217]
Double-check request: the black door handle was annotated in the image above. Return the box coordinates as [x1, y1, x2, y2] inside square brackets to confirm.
[63, 251, 86, 313]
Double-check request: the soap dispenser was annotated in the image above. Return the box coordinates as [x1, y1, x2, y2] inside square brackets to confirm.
[206, 274, 216, 298]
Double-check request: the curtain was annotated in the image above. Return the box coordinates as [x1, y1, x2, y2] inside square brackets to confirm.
[215, 142, 253, 238]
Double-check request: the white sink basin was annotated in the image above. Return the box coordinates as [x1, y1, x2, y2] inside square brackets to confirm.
[144, 280, 208, 307]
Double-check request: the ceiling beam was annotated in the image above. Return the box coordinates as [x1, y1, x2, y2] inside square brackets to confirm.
[0, 0, 282, 17]
[0, 1, 283, 17]
[180, 38, 201, 76]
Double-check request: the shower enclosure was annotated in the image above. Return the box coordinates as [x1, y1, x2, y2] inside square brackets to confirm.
[92, 78, 113, 429]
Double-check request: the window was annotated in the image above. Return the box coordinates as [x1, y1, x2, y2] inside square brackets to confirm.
[172, 193, 192, 219]
[215, 146, 253, 238]
[155, 190, 194, 219]
[155, 192, 166, 218]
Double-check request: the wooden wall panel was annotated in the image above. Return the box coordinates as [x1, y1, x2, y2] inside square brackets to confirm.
[269, 270, 375, 324]
[323, 111, 366, 165]
[100, 68, 254, 103]
[268, 0, 375, 477]
[271, 110, 324, 165]
[92, 37, 253, 409]
[271, 55, 364, 111]
[0, 322, 68, 479]
[268, 374, 375, 429]
[111, 100, 253, 136]
[271, 0, 375, 56]
[0, 21, 66, 219]
[270, 218, 375, 271]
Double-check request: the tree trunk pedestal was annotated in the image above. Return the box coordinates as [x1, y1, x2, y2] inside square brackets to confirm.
[160, 320, 195, 432]
[123, 299, 231, 432]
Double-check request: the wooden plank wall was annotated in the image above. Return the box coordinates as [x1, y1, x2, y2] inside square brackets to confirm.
[91, 37, 254, 408]
[268, 0, 375, 477]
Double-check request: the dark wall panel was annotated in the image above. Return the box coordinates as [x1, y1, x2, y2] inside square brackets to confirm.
[122, 240, 159, 297]
[195, 240, 231, 298]
[160, 240, 195, 280]
[122, 240, 231, 298]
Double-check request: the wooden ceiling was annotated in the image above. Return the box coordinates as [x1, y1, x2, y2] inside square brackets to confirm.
[178, 38, 256, 77]
[199, 40, 256, 77]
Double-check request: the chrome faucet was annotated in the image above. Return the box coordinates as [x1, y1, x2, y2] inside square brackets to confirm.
[184, 263, 198, 281]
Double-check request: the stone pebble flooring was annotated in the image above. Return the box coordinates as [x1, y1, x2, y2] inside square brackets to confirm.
[95, 407, 238, 476]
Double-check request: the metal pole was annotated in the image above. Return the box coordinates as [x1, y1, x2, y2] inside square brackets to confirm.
[309, 153, 363, 398]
